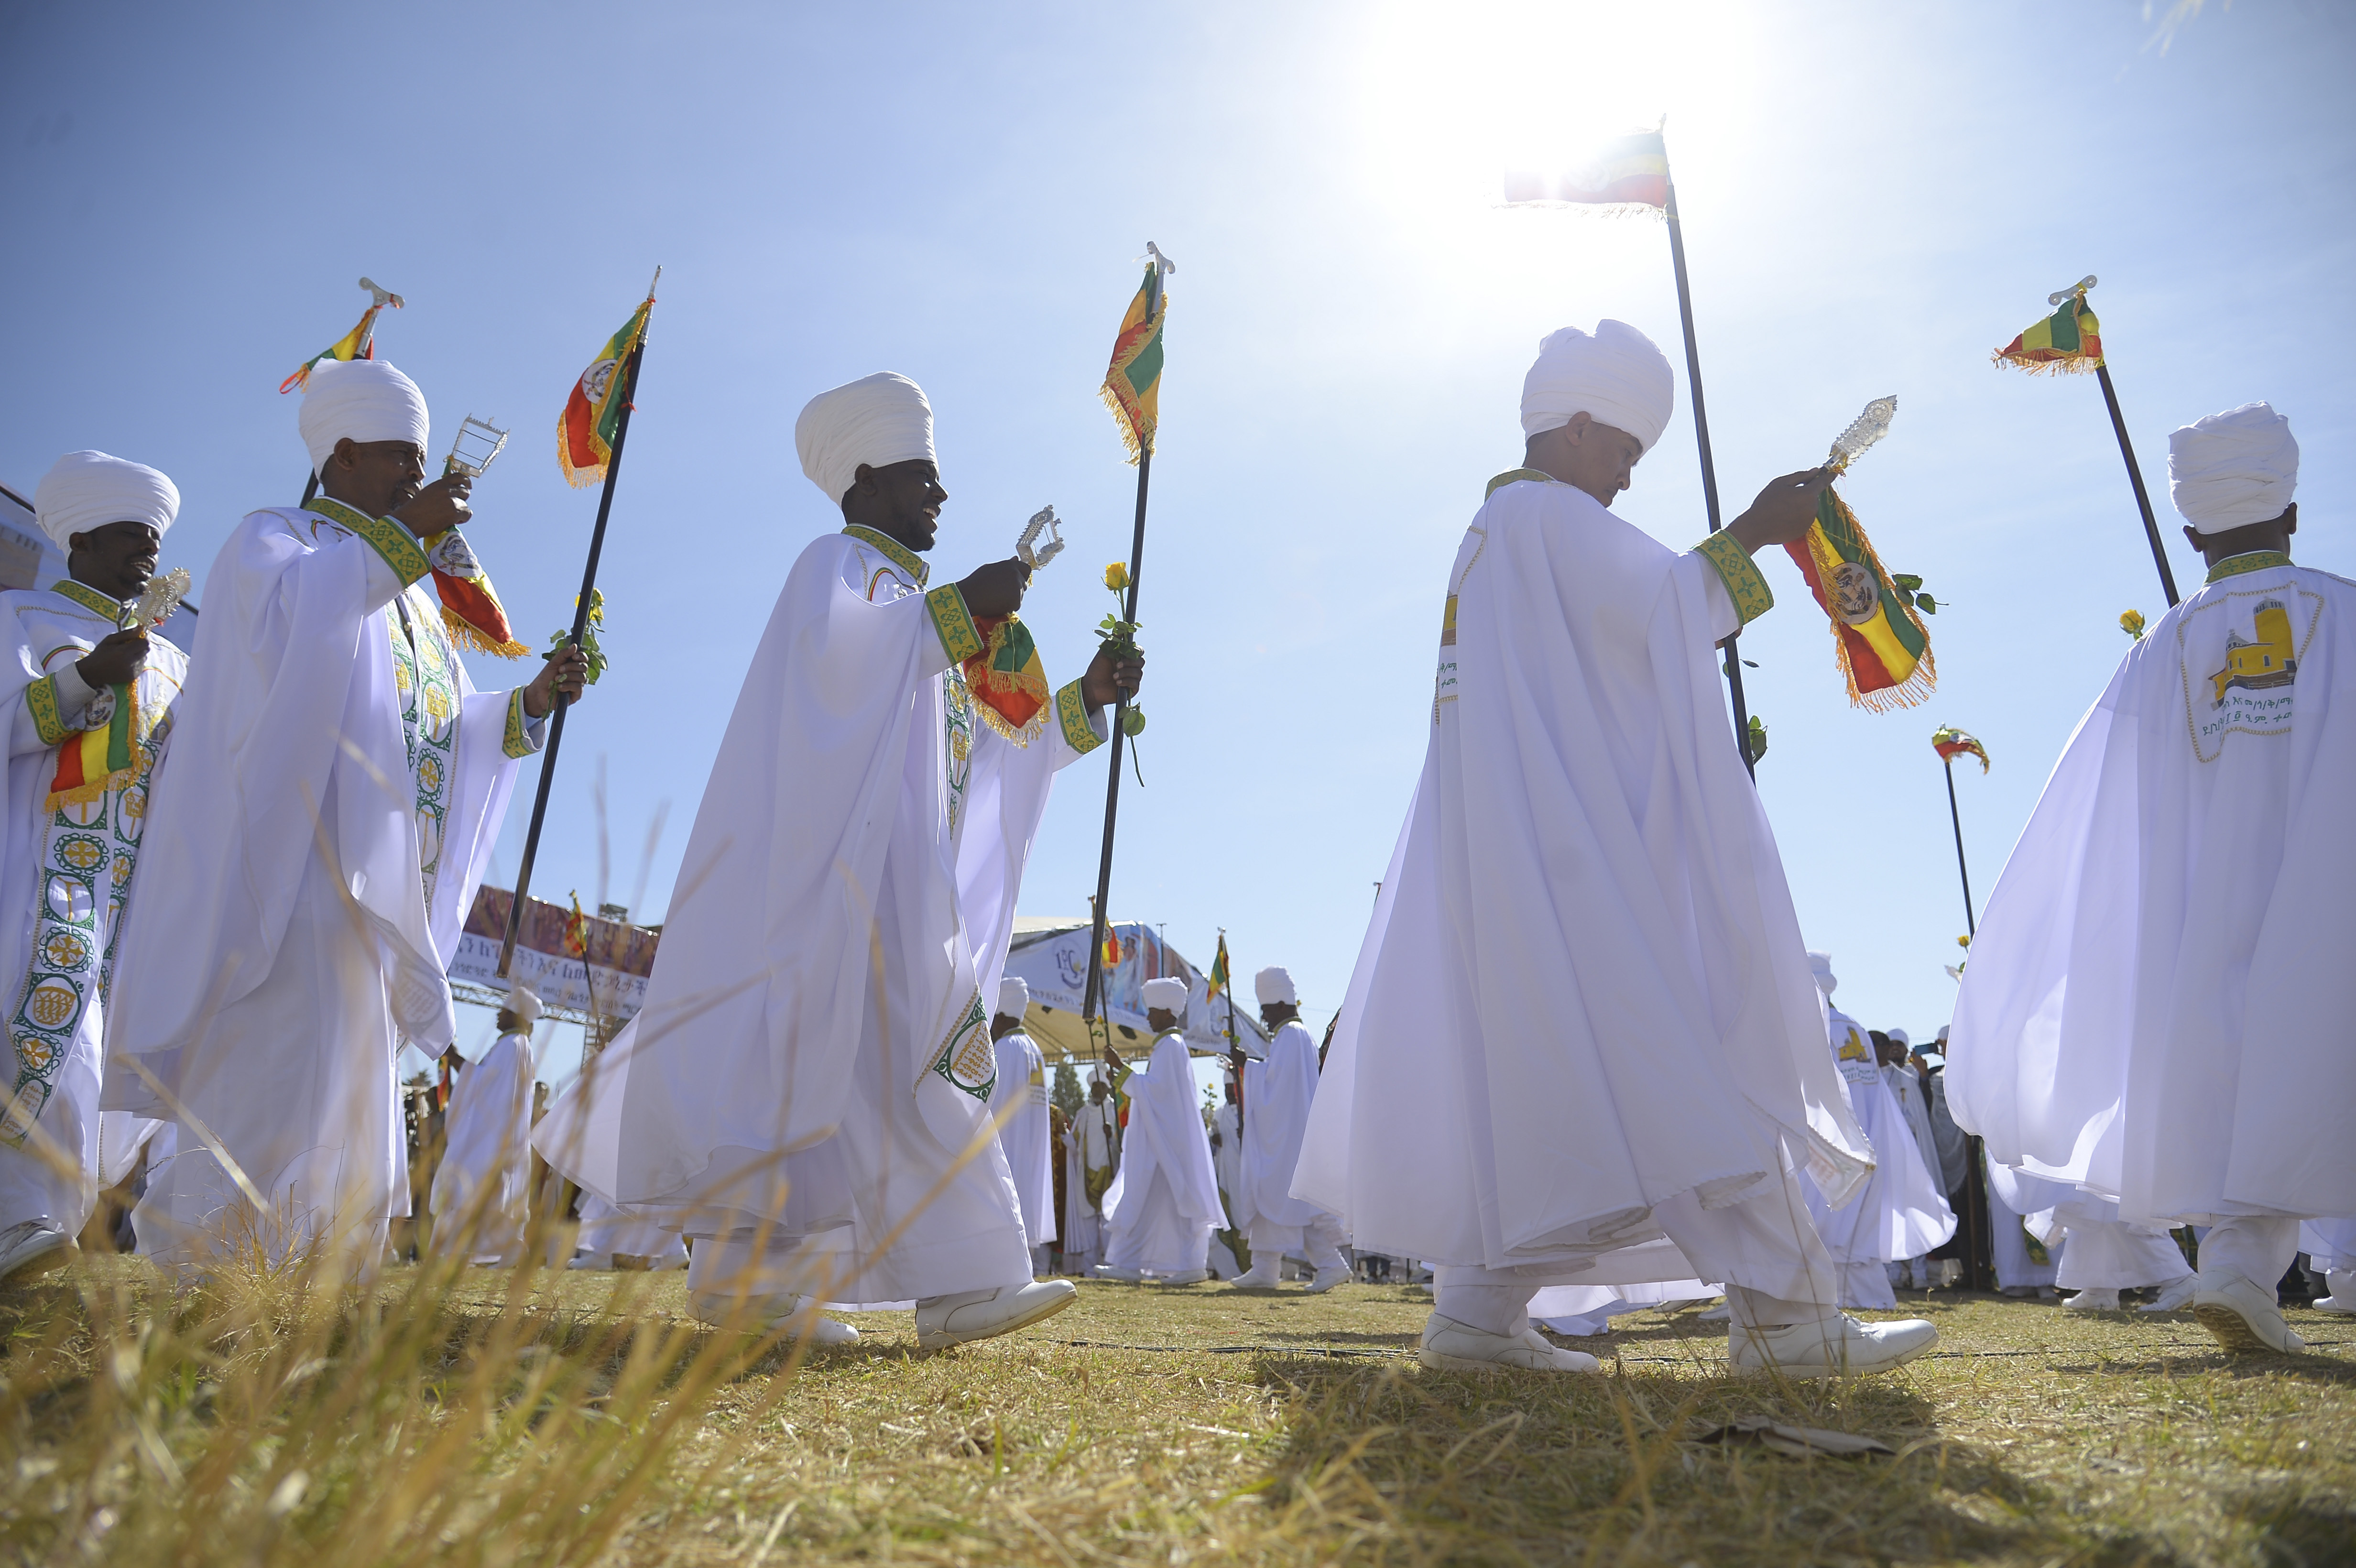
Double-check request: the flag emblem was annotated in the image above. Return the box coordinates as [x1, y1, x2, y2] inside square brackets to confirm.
[1785, 488, 1936, 710]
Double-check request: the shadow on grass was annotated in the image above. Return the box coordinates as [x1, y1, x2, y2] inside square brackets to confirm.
[1236, 1354, 2201, 1567]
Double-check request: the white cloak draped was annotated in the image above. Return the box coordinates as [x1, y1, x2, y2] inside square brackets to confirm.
[1293, 474, 1870, 1277]
[1235, 1018, 1330, 1243]
[0, 583, 183, 1235]
[1805, 1008, 1955, 1266]
[990, 1028, 1056, 1247]
[106, 505, 533, 1272]
[535, 527, 1101, 1302]
[1102, 1031, 1222, 1273]
[1950, 560, 2356, 1227]
[428, 1028, 538, 1263]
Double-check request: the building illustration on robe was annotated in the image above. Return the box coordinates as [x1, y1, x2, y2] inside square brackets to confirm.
[2209, 599, 2297, 706]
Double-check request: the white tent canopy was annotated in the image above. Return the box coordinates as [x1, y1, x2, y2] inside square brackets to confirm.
[1001, 917, 1272, 1063]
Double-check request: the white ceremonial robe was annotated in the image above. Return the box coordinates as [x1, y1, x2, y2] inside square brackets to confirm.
[574, 1191, 686, 1267]
[535, 526, 1103, 1309]
[1989, 1163, 2188, 1293]
[989, 1028, 1056, 1252]
[1985, 1160, 2061, 1291]
[1885, 1064, 1941, 1190]
[1065, 1095, 1117, 1268]
[1238, 1019, 1344, 1267]
[428, 1028, 538, 1263]
[1294, 472, 1870, 1319]
[106, 503, 537, 1277]
[1951, 558, 2356, 1243]
[0, 581, 184, 1237]
[1210, 1100, 1242, 1223]
[1804, 1009, 1955, 1308]
[1102, 1031, 1222, 1277]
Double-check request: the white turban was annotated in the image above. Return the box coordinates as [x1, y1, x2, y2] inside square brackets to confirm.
[795, 371, 935, 506]
[1936, 1025, 1949, 1045]
[299, 358, 429, 479]
[1887, 1027, 1910, 1047]
[1254, 966, 1297, 1007]
[1142, 976, 1189, 1014]
[1521, 320, 1675, 453]
[1807, 950, 1836, 995]
[503, 984, 545, 1028]
[33, 451, 179, 552]
[997, 976, 1030, 1018]
[2169, 402, 2298, 535]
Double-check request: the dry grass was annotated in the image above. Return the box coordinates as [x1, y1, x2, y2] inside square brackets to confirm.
[5, 1260, 2354, 1566]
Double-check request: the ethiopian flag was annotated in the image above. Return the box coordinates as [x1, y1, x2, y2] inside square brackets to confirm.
[279, 289, 402, 394]
[1932, 726, 1989, 773]
[1502, 128, 1670, 209]
[963, 616, 1050, 743]
[560, 290, 654, 487]
[1100, 264, 1167, 463]
[1785, 488, 1936, 711]
[1995, 292, 2103, 375]
[46, 686, 137, 811]
[1207, 932, 1231, 1002]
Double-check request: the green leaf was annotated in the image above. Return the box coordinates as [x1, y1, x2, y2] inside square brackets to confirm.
[1916, 594, 1938, 614]
[1892, 574, 1924, 591]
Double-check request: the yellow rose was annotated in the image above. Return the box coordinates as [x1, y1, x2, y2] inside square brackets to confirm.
[2119, 609, 2147, 640]
[1104, 562, 1130, 592]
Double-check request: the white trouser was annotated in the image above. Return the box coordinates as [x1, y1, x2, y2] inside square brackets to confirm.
[1248, 1211, 1347, 1272]
[1436, 1165, 1841, 1336]
[2198, 1214, 2301, 1295]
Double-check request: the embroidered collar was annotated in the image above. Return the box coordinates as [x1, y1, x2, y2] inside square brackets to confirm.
[304, 494, 380, 534]
[51, 579, 128, 621]
[842, 524, 929, 586]
[2206, 550, 2292, 584]
[1485, 467, 1562, 500]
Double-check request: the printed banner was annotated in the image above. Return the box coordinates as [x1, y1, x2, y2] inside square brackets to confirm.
[447, 884, 659, 1021]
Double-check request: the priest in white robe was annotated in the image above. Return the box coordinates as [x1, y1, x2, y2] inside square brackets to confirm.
[988, 977, 1056, 1274]
[0, 453, 185, 1282]
[535, 371, 1135, 1350]
[104, 359, 583, 1280]
[1950, 402, 2352, 1355]
[1063, 1068, 1118, 1273]
[1995, 1165, 2194, 1314]
[1800, 957, 1955, 1309]
[1293, 321, 1938, 1377]
[1229, 966, 1348, 1292]
[428, 987, 543, 1265]
[1095, 978, 1222, 1283]
[2301, 1219, 2356, 1314]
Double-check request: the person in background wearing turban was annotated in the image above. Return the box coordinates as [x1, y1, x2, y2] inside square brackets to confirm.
[1877, 1025, 1946, 1290]
[1064, 1065, 1120, 1274]
[1952, 401, 2353, 1355]
[1095, 977, 1222, 1284]
[104, 360, 588, 1281]
[1294, 321, 1939, 1376]
[0, 453, 187, 1281]
[428, 985, 545, 1267]
[537, 371, 1139, 1350]
[1229, 966, 1349, 1292]
[988, 976, 1058, 1276]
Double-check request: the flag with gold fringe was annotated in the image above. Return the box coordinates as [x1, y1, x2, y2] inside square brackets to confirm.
[1782, 396, 1937, 711]
[962, 615, 1051, 743]
[1502, 127, 1670, 212]
[1100, 262, 1167, 463]
[418, 525, 529, 658]
[1995, 280, 2103, 375]
[279, 278, 404, 394]
[1932, 725, 1988, 773]
[561, 289, 655, 487]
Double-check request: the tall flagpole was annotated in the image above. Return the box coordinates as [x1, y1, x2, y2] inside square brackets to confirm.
[496, 312, 652, 980]
[1080, 257, 1167, 1040]
[1662, 174, 1756, 777]
[2094, 361, 2180, 608]
[1942, 754, 1976, 939]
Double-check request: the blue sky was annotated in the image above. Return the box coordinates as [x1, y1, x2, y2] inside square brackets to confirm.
[3, 1, 2348, 1082]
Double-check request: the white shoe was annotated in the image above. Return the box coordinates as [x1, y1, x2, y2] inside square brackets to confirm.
[1696, 1301, 1731, 1322]
[2191, 1269, 2305, 1354]
[2313, 1272, 2356, 1315]
[1091, 1263, 1142, 1283]
[2313, 1295, 2356, 1316]
[687, 1289, 860, 1347]
[1154, 1269, 1210, 1285]
[915, 1279, 1078, 1350]
[0, 1220, 75, 1284]
[1731, 1314, 1938, 1379]
[1418, 1313, 1600, 1373]
[2063, 1288, 2121, 1311]
[1305, 1265, 1350, 1295]
[2139, 1275, 2198, 1312]
[1230, 1263, 1283, 1289]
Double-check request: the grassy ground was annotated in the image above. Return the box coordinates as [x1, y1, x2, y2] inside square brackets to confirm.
[6, 1259, 2354, 1566]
